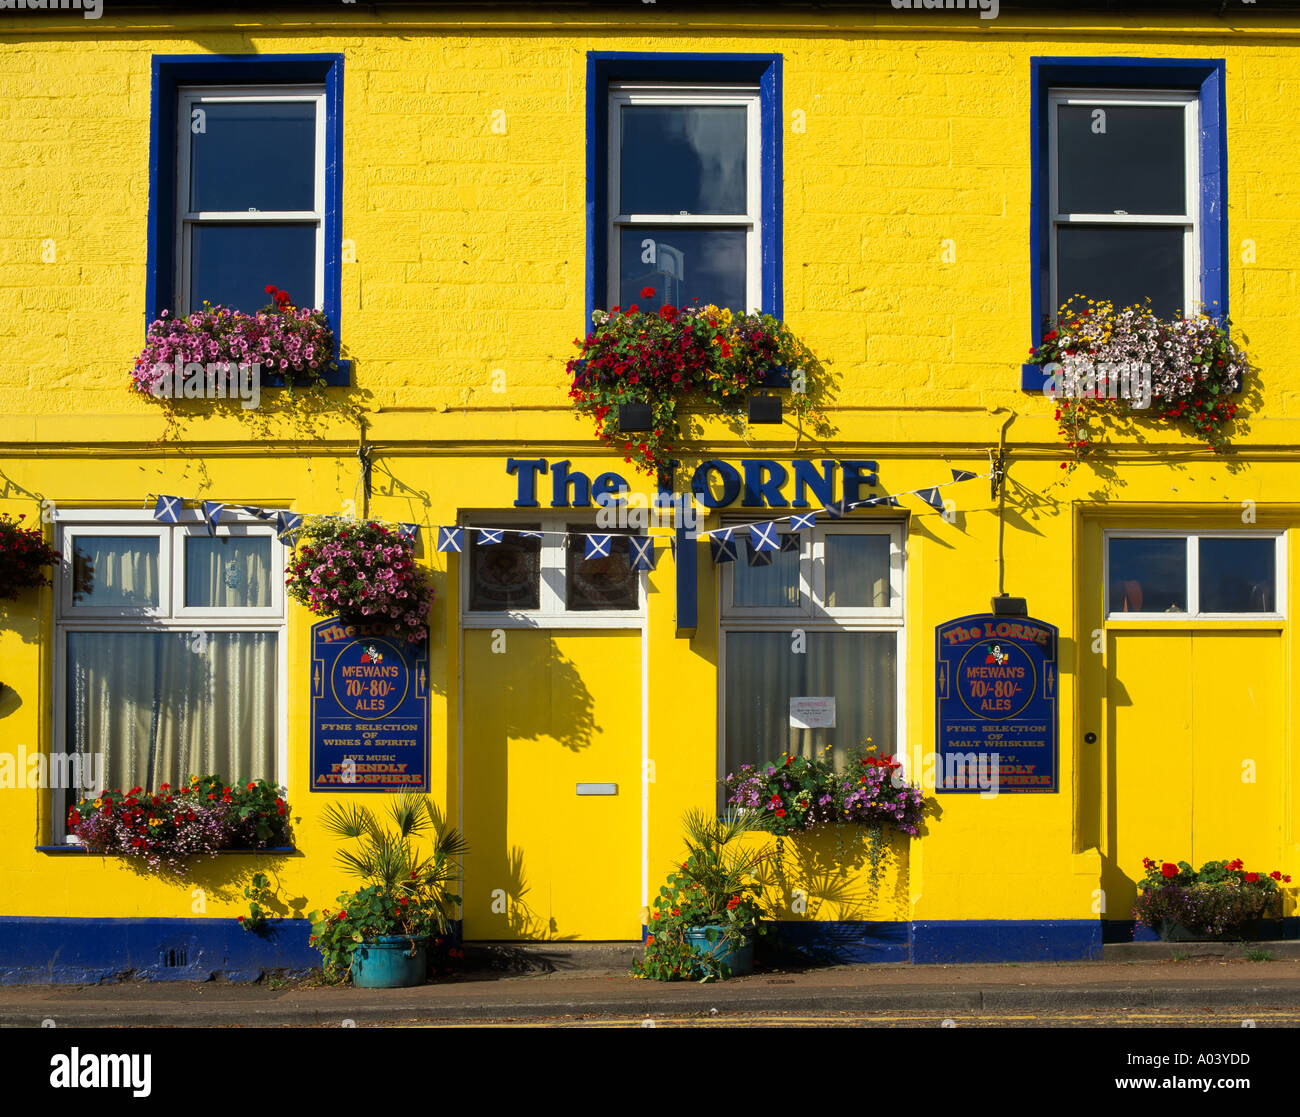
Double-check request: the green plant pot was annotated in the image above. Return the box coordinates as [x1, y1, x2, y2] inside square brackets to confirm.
[350, 936, 427, 988]
[684, 926, 754, 977]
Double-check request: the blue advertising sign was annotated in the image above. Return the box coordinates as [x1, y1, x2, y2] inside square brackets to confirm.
[310, 618, 429, 792]
[935, 614, 1058, 794]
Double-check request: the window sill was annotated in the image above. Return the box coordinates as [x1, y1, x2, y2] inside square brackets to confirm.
[36, 845, 298, 855]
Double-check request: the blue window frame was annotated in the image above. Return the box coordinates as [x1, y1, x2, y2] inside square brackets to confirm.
[586, 52, 783, 325]
[148, 55, 347, 384]
[1023, 58, 1226, 391]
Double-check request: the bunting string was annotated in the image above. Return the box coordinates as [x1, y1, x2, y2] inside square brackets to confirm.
[143, 466, 991, 571]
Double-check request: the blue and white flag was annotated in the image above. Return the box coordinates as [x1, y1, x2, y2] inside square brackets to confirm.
[516, 529, 544, 541]
[823, 499, 849, 519]
[709, 528, 738, 564]
[202, 501, 225, 537]
[917, 487, 945, 512]
[780, 533, 801, 553]
[950, 468, 978, 483]
[749, 521, 780, 553]
[237, 505, 275, 520]
[477, 529, 505, 546]
[788, 512, 817, 532]
[629, 536, 656, 572]
[398, 523, 419, 543]
[153, 494, 182, 524]
[746, 541, 774, 567]
[275, 510, 302, 544]
[436, 526, 465, 554]
[584, 534, 612, 560]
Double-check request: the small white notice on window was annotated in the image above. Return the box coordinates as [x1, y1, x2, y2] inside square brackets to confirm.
[789, 696, 836, 729]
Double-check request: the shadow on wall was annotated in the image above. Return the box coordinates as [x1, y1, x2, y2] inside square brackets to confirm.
[764, 827, 911, 923]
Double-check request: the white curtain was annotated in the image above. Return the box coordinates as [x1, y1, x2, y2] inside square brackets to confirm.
[184, 536, 272, 608]
[724, 630, 896, 772]
[66, 631, 278, 793]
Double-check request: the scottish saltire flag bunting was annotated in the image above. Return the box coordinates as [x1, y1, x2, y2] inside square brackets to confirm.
[584, 534, 612, 560]
[823, 499, 849, 519]
[917, 487, 945, 512]
[951, 468, 978, 483]
[398, 523, 419, 543]
[153, 494, 182, 524]
[276, 510, 302, 544]
[202, 501, 225, 536]
[237, 505, 275, 520]
[436, 526, 464, 553]
[788, 511, 817, 532]
[780, 533, 801, 553]
[629, 536, 656, 571]
[477, 529, 504, 546]
[746, 541, 774, 567]
[709, 528, 738, 564]
[749, 521, 780, 552]
[516, 529, 544, 540]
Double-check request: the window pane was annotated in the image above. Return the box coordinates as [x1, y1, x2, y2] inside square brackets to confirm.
[65, 631, 278, 793]
[733, 536, 800, 608]
[825, 534, 891, 608]
[189, 100, 317, 213]
[725, 631, 896, 773]
[1056, 225, 1185, 318]
[189, 222, 317, 315]
[1056, 104, 1186, 216]
[71, 536, 159, 607]
[1108, 537, 1187, 613]
[185, 536, 273, 608]
[619, 227, 746, 313]
[620, 104, 748, 215]
[566, 529, 638, 611]
[1199, 538, 1276, 613]
[469, 528, 541, 611]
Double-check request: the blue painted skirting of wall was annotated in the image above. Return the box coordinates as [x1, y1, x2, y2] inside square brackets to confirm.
[0, 917, 318, 985]
[764, 920, 911, 965]
[911, 920, 1103, 964]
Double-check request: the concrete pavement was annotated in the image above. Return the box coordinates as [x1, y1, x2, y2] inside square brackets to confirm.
[3, 956, 1300, 1027]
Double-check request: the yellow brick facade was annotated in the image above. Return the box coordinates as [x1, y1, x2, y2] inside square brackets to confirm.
[0, 6, 1297, 977]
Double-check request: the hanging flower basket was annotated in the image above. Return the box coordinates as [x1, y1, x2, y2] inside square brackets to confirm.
[567, 292, 827, 482]
[131, 286, 338, 405]
[285, 518, 433, 644]
[0, 513, 61, 601]
[1028, 296, 1251, 471]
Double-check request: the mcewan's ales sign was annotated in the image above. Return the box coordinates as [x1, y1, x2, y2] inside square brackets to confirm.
[935, 614, 1059, 794]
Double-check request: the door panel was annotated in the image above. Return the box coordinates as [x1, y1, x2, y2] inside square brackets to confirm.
[461, 628, 642, 941]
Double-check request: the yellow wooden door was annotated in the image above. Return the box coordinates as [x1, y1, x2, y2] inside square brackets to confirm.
[461, 628, 643, 941]
[1100, 627, 1285, 916]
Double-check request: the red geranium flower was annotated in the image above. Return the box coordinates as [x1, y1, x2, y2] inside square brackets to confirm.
[1245, 872, 1259, 883]
[1161, 862, 1179, 878]
[640, 286, 655, 299]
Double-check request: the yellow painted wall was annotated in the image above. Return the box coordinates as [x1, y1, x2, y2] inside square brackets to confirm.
[0, 9, 1297, 941]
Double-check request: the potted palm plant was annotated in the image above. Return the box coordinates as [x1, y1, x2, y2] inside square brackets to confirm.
[308, 794, 468, 987]
[635, 808, 771, 982]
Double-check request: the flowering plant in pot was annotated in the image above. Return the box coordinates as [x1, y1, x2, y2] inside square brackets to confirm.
[285, 518, 433, 643]
[567, 293, 828, 482]
[1133, 857, 1290, 941]
[0, 513, 61, 601]
[67, 775, 291, 876]
[309, 794, 468, 986]
[1028, 296, 1250, 471]
[634, 808, 771, 982]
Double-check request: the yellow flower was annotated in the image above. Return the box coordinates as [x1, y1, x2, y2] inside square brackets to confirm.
[148, 817, 161, 827]
[92, 798, 102, 809]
